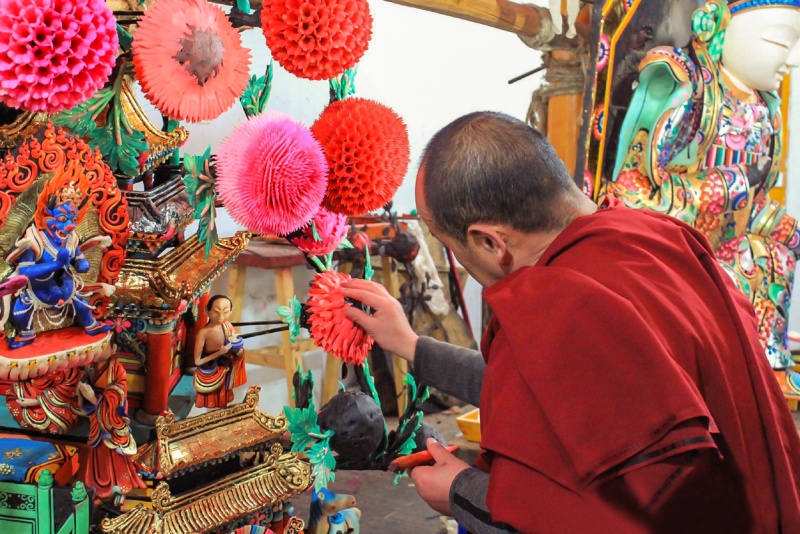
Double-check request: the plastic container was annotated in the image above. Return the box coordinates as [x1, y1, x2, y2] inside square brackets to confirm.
[456, 408, 481, 443]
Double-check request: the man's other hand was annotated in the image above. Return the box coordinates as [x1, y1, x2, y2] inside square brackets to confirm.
[341, 279, 419, 362]
[410, 438, 470, 516]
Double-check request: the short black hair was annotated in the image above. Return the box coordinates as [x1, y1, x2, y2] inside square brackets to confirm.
[421, 112, 577, 241]
[207, 294, 233, 311]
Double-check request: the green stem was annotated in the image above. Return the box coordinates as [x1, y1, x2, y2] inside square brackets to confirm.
[309, 255, 327, 272]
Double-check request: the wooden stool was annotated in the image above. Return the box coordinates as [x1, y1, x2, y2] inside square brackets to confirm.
[227, 241, 340, 407]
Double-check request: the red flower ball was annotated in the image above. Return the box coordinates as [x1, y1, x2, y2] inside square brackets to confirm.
[0, 0, 118, 113]
[134, 0, 251, 122]
[307, 271, 373, 364]
[312, 97, 410, 216]
[261, 0, 372, 80]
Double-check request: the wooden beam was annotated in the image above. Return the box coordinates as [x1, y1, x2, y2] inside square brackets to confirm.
[385, 0, 546, 38]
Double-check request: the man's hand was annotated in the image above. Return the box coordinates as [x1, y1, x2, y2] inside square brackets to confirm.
[410, 439, 470, 516]
[341, 279, 419, 362]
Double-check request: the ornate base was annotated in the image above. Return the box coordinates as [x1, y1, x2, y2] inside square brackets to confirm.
[0, 328, 112, 381]
[0, 434, 79, 485]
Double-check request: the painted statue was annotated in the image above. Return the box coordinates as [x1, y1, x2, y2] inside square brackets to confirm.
[74, 342, 145, 502]
[308, 487, 361, 534]
[601, 0, 800, 382]
[4, 160, 113, 348]
[6, 367, 82, 434]
[193, 294, 247, 409]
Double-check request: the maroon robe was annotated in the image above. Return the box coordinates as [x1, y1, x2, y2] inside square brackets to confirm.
[477, 198, 800, 532]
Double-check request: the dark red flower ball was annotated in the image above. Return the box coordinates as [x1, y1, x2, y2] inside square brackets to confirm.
[307, 271, 373, 364]
[311, 97, 410, 216]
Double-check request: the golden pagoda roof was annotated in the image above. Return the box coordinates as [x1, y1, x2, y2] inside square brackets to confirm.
[101, 444, 309, 534]
[135, 386, 288, 477]
[111, 232, 248, 318]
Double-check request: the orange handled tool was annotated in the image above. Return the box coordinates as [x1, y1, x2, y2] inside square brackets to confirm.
[389, 445, 460, 473]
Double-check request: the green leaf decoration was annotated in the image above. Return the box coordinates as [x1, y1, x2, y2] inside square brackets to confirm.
[395, 412, 423, 457]
[116, 24, 134, 53]
[308, 434, 337, 492]
[57, 61, 149, 177]
[285, 403, 320, 453]
[393, 471, 409, 486]
[361, 359, 389, 449]
[240, 61, 274, 118]
[329, 67, 358, 102]
[361, 359, 382, 410]
[89, 109, 148, 177]
[183, 147, 219, 258]
[277, 296, 303, 342]
[364, 247, 374, 281]
[236, 0, 251, 13]
[52, 87, 114, 138]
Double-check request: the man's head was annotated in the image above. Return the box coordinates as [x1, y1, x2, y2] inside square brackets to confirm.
[415, 111, 594, 287]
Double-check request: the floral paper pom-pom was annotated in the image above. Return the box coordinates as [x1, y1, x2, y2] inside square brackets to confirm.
[133, 0, 251, 122]
[0, 0, 118, 113]
[216, 112, 328, 236]
[312, 97, 410, 216]
[307, 271, 374, 364]
[288, 207, 348, 256]
[261, 0, 372, 81]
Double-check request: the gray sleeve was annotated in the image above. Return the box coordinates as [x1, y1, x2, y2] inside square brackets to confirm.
[413, 336, 485, 407]
[450, 468, 519, 533]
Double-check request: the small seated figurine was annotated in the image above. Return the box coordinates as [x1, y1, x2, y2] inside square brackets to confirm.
[193, 294, 247, 409]
[5, 160, 112, 348]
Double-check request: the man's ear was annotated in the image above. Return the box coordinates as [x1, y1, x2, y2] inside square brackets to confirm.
[467, 224, 511, 265]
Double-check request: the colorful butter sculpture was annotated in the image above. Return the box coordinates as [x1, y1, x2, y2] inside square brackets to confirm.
[600, 0, 800, 381]
[102, 386, 309, 534]
[193, 295, 247, 409]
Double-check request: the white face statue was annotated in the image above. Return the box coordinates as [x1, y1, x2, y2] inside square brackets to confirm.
[721, 7, 800, 92]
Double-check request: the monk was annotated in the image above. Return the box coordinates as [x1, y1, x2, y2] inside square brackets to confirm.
[342, 112, 800, 533]
[193, 294, 246, 409]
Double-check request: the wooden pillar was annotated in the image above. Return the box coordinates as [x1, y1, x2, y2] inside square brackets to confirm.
[546, 50, 583, 176]
[141, 325, 174, 417]
[381, 255, 408, 415]
[227, 265, 247, 324]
